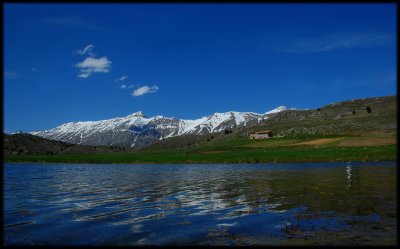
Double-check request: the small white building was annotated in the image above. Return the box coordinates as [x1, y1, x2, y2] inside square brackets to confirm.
[249, 130, 273, 139]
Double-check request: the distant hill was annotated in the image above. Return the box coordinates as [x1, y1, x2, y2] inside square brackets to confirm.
[244, 95, 397, 137]
[143, 95, 397, 151]
[3, 133, 130, 155]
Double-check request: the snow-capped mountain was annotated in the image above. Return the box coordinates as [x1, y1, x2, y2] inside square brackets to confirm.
[30, 106, 288, 148]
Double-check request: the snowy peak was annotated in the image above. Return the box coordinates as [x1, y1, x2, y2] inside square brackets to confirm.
[127, 111, 147, 118]
[29, 105, 290, 148]
[265, 106, 287, 115]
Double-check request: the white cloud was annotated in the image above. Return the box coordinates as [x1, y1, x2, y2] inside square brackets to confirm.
[78, 44, 94, 56]
[75, 56, 112, 78]
[120, 84, 127, 89]
[132, 85, 159, 96]
[115, 76, 128, 82]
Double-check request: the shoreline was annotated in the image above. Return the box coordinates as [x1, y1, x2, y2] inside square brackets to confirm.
[3, 159, 397, 165]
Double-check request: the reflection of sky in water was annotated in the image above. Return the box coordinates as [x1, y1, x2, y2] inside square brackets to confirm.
[3, 162, 397, 246]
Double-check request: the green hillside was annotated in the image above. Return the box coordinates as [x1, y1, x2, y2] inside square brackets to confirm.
[143, 95, 397, 152]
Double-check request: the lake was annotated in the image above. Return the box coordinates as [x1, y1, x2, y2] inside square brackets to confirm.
[3, 162, 397, 245]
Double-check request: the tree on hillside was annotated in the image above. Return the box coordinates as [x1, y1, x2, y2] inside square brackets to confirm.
[224, 129, 232, 134]
[366, 106, 372, 113]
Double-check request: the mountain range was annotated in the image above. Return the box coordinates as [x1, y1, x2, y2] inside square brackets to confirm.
[30, 106, 289, 148]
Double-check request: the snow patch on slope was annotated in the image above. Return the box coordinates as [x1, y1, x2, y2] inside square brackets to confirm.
[30, 105, 290, 146]
[264, 106, 287, 115]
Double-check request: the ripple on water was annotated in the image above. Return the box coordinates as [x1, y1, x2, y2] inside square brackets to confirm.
[3, 162, 397, 246]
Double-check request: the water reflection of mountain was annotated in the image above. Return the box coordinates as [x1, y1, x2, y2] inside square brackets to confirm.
[213, 164, 396, 217]
[39, 163, 396, 224]
[4, 163, 397, 245]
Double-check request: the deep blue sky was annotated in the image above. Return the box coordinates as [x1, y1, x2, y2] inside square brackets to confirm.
[4, 3, 397, 133]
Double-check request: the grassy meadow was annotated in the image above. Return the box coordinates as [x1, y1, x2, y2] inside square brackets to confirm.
[4, 135, 396, 164]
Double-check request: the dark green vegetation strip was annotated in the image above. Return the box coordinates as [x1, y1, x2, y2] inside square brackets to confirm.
[4, 145, 396, 164]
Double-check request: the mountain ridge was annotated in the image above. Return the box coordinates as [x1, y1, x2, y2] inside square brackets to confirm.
[27, 95, 396, 149]
[29, 106, 290, 148]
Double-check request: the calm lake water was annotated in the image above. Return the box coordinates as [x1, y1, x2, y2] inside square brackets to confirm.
[3, 162, 397, 245]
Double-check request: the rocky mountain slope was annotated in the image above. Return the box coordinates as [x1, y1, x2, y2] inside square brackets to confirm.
[144, 95, 396, 151]
[251, 95, 397, 138]
[29, 106, 289, 148]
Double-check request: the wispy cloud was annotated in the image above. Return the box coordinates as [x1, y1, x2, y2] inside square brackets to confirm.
[115, 76, 128, 82]
[279, 32, 392, 54]
[47, 17, 103, 30]
[78, 44, 95, 56]
[4, 71, 19, 79]
[132, 85, 159, 96]
[76, 56, 112, 78]
[120, 84, 135, 89]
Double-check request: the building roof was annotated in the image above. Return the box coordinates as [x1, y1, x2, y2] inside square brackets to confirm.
[255, 130, 272, 134]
